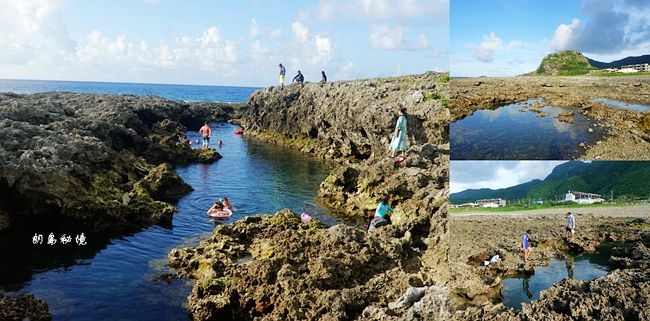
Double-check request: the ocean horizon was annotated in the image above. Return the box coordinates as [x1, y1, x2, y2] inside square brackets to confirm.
[0, 78, 261, 103]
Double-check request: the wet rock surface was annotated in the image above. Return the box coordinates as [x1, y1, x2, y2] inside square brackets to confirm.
[0, 92, 240, 233]
[449, 211, 650, 320]
[0, 293, 51, 321]
[451, 76, 650, 160]
[171, 73, 452, 320]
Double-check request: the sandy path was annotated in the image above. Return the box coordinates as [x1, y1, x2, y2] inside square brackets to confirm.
[451, 204, 650, 219]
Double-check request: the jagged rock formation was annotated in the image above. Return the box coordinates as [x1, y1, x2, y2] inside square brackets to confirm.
[449, 214, 650, 320]
[0, 293, 51, 321]
[171, 73, 452, 320]
[0, 92, 242, 232]
[170, 209, 450, 321]
[241, 72, 448, 160]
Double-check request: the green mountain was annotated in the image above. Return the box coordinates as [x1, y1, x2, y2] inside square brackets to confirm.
[535, 51, 599, 76]
[451, 161, 650, 204]
[450, 179, 543, 204]
[587, 55, 650, 69]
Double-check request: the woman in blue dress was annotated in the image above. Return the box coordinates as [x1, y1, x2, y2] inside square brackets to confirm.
[390, 107, 407, 158]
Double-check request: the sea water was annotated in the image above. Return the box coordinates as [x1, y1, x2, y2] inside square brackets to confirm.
[450, 100, 606, 160]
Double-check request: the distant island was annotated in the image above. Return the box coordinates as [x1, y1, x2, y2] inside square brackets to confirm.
[529, 50, 650, 76]
[451, 161, 650, 205]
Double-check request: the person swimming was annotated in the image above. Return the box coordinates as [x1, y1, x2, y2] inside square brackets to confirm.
[207, 201, 231, 216]
[221, 197, 232, 210]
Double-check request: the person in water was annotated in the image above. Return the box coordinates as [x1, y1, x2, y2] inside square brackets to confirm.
[565, 212, 575, 238]
[218, 140, 223, 147]
[278, 63, 286, 89]
[207, 201, 231, 216]
[320, 71, 327, 83]
[390, 107, 408, 158]
[522, 229, 532, 263]
[221, 197, 232, 210]
[293, 70, 304, 84]
[199, 122, 212, 149]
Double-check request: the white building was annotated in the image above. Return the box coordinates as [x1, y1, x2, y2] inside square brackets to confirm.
[619, 67, 639, 73]
[564, 191, 604, 204]
[476, 198, 506, 208]
[620, 63, 650, 72]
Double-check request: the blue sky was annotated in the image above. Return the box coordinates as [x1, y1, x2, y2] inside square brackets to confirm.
[450, 161, 567, 193]
[0, 0, 448, 86]
[452, 0, 650, 77]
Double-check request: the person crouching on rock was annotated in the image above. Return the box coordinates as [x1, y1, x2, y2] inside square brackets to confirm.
[369, 194, 394, 230]
[522, 229, 532, 263]
[390, 107, 408, 158]
[293, 70, 304, 84]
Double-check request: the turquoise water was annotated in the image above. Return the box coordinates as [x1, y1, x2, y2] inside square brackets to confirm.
[501, 248, 614, 310]
[592, 98, 650, 112]
[0, 122, 335, 321]
[0, 79, 259, 102]
[450, 100, 607, 160]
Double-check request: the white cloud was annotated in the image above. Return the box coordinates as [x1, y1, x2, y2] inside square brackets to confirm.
[369, 24, 404, 50]
[250, 18, 260, 37]
[313, 0, 447, 21]
[551, 18, 581, 51]
[450, 161, 567, 194]
[291, 21, 310, 42]
[472, 32, 503, 62]
[0, 0, 74, 65]
[548, 1, 650, 56]
[269, 28, 283, 39]
[313, 35, 333, 64]
[369, 24, 432, 50]
[71, 26, 238, 75]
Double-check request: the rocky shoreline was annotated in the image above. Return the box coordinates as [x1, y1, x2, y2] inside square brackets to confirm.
[169, 72, 453, 320]
[0, 92, 247, 319]
[0, 92, 244, 233]
[451, 76, 650, 160]
[447, 210, 650, 320]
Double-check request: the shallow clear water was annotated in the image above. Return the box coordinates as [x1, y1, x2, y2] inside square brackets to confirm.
[450, 100, 607, 160]
[501, 247, 615, 311]
[592, 98, 650, 112]
[0, 79, 259, 102]
[1, 122, 334, 321]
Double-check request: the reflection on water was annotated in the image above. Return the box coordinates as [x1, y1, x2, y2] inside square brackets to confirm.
[501, 249, 613, 310]
[592, 98, 650, 112]
[1, 122, 335, 321]
[451, 100, 607, 160]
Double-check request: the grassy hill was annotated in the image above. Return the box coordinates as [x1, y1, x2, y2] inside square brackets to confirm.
[535, 51, 599, 76]
[451, 161, 650, 204]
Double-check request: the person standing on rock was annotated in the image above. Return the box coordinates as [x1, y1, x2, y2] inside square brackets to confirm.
[390, 107, 408, 158]
[278, 63, 286, 89]
[522, 229, 532, 263]
[199, 122, 212, 149]
[320, 71, 327, 83]
[565, 212, 575, 238]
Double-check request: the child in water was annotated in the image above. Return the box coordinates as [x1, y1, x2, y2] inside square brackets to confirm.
[221, 197, 232, 210]
[207, 201, 231, 216]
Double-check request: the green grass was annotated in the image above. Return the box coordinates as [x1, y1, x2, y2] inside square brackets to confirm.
[587, 71, 650, 77]
[450, 202, 627, 214]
